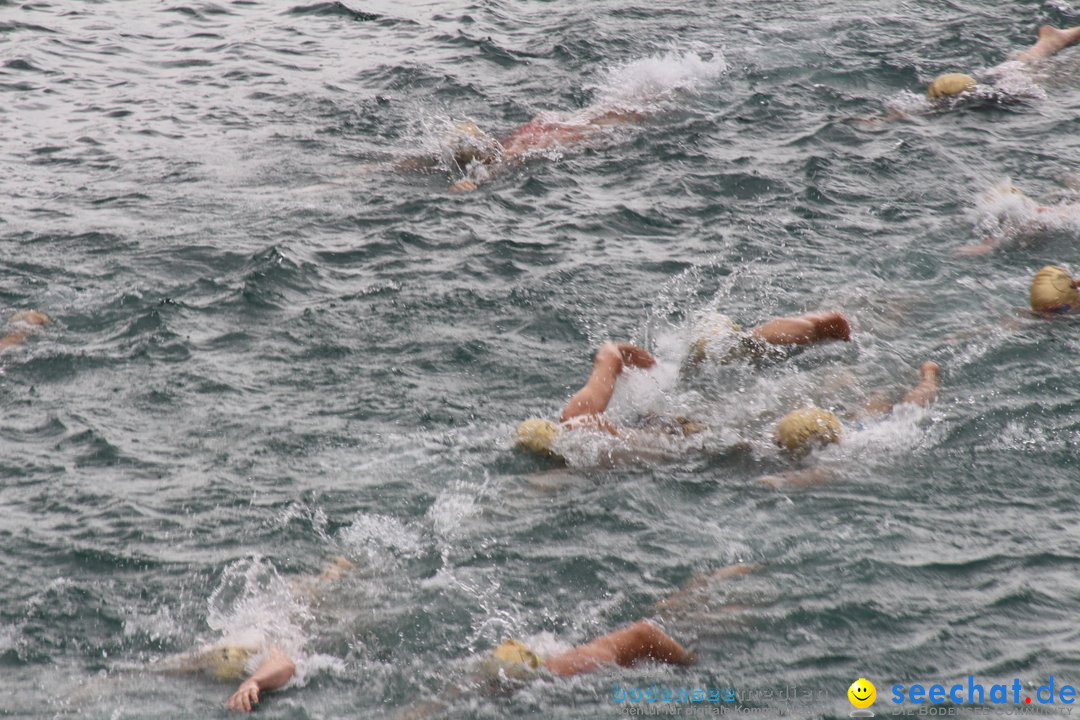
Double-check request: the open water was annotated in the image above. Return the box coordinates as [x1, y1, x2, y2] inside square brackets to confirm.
[2, 1, 1080, 718]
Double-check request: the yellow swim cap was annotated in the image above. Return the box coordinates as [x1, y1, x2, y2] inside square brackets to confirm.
[688, 313, 743, 365]
[1030, 265, 1079, 313]
[454, 121, 484, 138]
[492, 639, 542, 668]
[480, 639, 543, 682]
[514, 418, 561, 455]
[446, 121, 499, 167]
[927, 73, 976, 99]
[775, 408, 842, 452]
[199, 644, 252, 680]
[318, 555, 354, 582]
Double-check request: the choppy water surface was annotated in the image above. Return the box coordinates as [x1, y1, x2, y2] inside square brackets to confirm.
[2, 0, 1080, 717]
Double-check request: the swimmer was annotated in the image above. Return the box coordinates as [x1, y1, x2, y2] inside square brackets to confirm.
[157, 634, 296, 714]
[955, 181, 1080, 256]
[652, 563, 762, 619]
[1029, 264, 1080, 315]
[401, 106, 649, 192]
[764, 360, 941, 488]
[150, 556, 353, 712]
[494, 565, 762, 676]
[399, 565, 761, 719]
[224, 646, 297, 712]
[219, 556, 355, 711]
[683, 309, 852, 369]
[0, 310, 49, 351]
[927, 25, 1080, 102]
[514, 312, 851, 459]
[488, 619, 695, 679]
[857, 24, 1080, 124]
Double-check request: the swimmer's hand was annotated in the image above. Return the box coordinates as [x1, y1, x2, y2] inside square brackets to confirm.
[761, 467, 831, 489]
[11, 310, 50, 326]
[226, 679, 260, 712]
[847, 110, 909, 127]
[450, 179, 478, 193]
[224, 646, 295, 713]
[954, 241, 995, 257]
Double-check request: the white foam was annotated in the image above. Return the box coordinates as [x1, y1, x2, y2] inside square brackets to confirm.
[204, 558, 312, 661]
[0, 624, 17, 653]
[840, 403, 937, 457]
[980, 60, 1047, 100]
[970, 178, 1080, 248]
[121, 604, 182, 644]
[291, 652, 348, 689]
[339, 513, 424, 559]
[427, 488, 478, 539]
[885, 89, 932, 115]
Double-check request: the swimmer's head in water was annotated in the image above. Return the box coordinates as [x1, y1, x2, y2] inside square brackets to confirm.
[493, 639, 542, 668]
[775, 408, 842, 452]
[1030, 265, 1079, 314]
[514, 417, 561, 456]
[927, 73, 977, 100]
[481, 639, 543, 681]
[196, 644, 252, 680]
[445, 121, 501, 169]
[687, 312, 743, 365]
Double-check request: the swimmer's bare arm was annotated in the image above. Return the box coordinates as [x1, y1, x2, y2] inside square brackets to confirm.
[396, 154, 441, 173]
[543, 620, 694, 677]
[587, 109, 650, 127]
[848, 110, 911, 126]
[654, 563, 760, 614]
[760, 466, 832, 490]
[899, 361, 940, 408]
[863, 361, 941, 416]
[1015, 25, 1080, 63]
[750, 312, 851, 345]
[450, 178, 480, 193]
[559, 342, 656, 431]
[225, 646, 296, 713]
[449, 151, 521, 193]
[0, 311, 50, 352]
[955, 193, 1053, 256]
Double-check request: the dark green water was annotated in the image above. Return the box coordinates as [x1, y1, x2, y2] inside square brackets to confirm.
[2, 1, 1080, 718]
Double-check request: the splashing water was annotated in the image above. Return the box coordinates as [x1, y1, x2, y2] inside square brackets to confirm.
[839, 403, 938, 458]
[588, 48, 728, 112]
[204, 558, 312, 664]
[979, 60, 1047, 101]
[400, 49, 728, 178]
[339, 512, 425, 562]
[969, 178, 1080, 249]
[971, 178, 1045, 243]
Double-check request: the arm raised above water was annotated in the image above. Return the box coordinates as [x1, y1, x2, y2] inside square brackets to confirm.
[225, 646, 296, 713]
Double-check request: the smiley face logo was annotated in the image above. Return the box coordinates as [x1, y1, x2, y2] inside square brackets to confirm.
[848, 678, 876, 709]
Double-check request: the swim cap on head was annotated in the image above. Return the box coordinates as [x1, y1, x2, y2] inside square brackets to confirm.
[202, 644, 252, 680]
[687, 312, 743, 365]
[775, 408, 842, 451]
[480, 639, 544, 682]
[927, 73, 976, 99]
[446, 121, 500, 168]
[492, 639, 542, 669]
[1030, 265, 1079, 313]
[514, 418, 561, 455]
[454, 121, 484, 138]
[318, 555, 354, 582]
